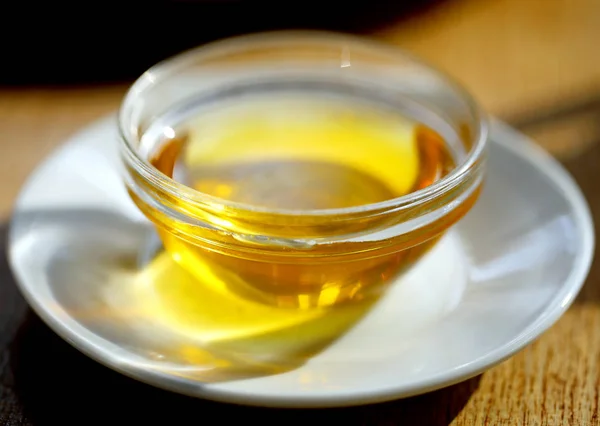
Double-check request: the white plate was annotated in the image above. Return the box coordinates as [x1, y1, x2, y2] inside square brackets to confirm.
[8, 115, 594, 408]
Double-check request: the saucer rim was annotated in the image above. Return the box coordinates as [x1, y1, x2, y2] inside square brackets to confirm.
[8, 116, 595, 408]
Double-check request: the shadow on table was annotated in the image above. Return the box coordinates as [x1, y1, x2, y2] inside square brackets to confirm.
[0, 222, 479, 426]
[9, 315, 481, 426]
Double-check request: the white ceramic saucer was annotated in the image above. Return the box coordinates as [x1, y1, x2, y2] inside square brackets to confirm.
[8, 115, 594, 408]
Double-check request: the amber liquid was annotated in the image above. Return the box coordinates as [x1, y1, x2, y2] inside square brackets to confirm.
[136, 95, 458, 307]
[126, 94, 473, 372]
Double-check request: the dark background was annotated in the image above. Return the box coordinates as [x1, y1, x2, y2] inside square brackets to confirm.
[0, 0, 447, 85]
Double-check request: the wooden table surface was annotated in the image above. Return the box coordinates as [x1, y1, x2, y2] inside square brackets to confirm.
[1, 0, 599, 424]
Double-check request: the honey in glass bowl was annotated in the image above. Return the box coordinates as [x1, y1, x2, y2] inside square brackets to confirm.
[119, 31, 487, 358]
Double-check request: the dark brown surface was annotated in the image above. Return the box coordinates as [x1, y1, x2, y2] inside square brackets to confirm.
[1, 0, 600, 424]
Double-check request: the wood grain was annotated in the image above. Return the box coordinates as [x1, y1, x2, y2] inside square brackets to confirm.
[380, 0, 600, 116]
[454, 307, 600, 426]
[1, 0, 599, 424]
[379, 0, 600, 160]
[0, 87, 126, 216]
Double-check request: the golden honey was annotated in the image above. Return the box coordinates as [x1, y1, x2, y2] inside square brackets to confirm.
[125, 250, 379, 373]
[118, 32, 488, 374]
[128, 95, 477, 313]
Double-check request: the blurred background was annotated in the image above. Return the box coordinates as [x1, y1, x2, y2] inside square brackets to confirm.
[0, 0, 599, 216]
[1, 0, 449, 85]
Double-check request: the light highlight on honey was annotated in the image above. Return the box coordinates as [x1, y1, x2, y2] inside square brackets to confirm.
[131, 95, 461, 311]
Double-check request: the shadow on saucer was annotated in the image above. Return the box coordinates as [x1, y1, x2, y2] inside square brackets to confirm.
[2, 218, 480, 425]
[9, 312, 480, 426]
[9, 208, 382, 382]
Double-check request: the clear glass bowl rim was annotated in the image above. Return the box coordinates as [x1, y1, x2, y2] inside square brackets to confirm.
[118, 30, 488, 218]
